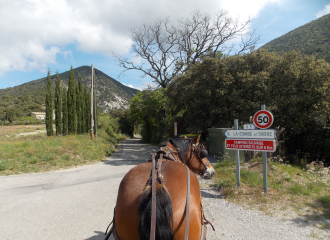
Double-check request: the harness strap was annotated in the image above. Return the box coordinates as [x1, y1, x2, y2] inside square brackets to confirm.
[104, 208, 121, 240]
[150, 152, 156, 240]
[201, 204, 216, 231]
[184, 164, 190, 240]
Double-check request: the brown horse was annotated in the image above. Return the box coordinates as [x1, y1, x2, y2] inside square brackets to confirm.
[106, 136, 215, 240]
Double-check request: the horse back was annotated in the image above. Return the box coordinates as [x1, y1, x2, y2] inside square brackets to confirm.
[115, 161, 202, 240]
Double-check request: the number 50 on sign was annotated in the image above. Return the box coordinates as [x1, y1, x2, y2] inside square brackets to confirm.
[253, 110, 274, 129]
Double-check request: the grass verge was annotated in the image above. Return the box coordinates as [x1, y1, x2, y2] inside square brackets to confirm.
[0, 126, 123, 176]
[213, 158, 330, 231]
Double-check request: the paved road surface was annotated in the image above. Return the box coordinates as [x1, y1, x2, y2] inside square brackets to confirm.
[1, 138, 318, 240]
[0, 138, 155, 240]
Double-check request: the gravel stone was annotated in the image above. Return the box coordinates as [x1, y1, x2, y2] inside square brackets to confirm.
[198, 176, 329, 240]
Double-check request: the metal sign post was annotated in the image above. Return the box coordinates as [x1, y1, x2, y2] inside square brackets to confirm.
[224, 106, 275, 193]
[234, 119, 240, 187]
[261, 104, 268, 193]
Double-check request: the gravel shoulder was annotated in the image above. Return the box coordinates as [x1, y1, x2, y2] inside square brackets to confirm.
[198, 177, 329, 240]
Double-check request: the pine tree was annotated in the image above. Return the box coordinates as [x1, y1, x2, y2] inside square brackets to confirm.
[67, 66, 77, 134]
[45, 70, 54, 136]
[62, 87, 68, 136]
[55, 72, 62, 135]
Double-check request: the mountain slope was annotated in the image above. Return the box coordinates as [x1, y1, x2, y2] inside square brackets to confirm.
[0, 66, 139, 114]
[261, 14, 330, 62]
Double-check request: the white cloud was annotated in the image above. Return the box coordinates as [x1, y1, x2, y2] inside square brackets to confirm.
[136, 81, 159, 91]
[0, 0, 280, 76]
[221, 0, 283, 21]
[317, 3, 330, 18]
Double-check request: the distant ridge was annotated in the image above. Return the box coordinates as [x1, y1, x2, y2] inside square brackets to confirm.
[261, 13, 330, 62]
[0, 66, 139, 113]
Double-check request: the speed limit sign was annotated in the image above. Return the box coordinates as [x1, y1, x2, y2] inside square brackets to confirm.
[253, 110, 274, 129]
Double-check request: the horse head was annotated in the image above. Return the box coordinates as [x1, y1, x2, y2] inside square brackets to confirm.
[164, 135, 215, 178]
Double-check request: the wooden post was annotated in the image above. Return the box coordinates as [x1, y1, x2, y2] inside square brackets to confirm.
[90, 64, 94, 140]
[93, 69, 97, 138]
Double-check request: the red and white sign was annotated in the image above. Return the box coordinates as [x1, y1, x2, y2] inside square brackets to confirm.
[253, 110, 274, 129]
[225, 139, 276, 152]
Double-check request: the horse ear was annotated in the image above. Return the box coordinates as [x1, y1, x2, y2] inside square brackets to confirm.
[192, 134, 201, 144]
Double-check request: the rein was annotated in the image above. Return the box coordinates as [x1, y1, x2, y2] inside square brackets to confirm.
[104, 140, 215, 240]
[145, 141, 210, 240]
[146, 150, 191, 240]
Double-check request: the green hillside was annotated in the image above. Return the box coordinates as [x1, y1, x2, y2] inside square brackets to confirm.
[0, 66, 139, 120]
[262, 13, 330, 62]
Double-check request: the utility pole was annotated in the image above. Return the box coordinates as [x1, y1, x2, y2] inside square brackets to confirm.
[93, 68, 97, 138]
[90, 64, 94, 140]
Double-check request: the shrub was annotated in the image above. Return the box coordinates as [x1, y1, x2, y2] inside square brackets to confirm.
[0, 161, 8, 171]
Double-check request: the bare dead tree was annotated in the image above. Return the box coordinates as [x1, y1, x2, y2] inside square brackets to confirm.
[115, 10, 259, 88]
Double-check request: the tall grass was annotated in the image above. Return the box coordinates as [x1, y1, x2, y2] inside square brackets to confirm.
[213, 158, 330, 228]
[0, 123, 123, 175]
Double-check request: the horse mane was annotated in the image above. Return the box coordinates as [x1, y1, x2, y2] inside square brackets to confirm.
[161, 138, 191, 160]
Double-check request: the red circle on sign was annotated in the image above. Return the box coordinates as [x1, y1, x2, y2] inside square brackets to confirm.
[253, 110, 274, 129]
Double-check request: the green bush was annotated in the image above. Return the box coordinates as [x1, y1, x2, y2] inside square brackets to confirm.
[0, 161, 8, 171]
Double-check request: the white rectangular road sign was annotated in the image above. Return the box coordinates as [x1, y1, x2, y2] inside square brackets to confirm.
[243, 124, 255, 129]
[223, 129, 276, 139]
[225, 139, 276, 152]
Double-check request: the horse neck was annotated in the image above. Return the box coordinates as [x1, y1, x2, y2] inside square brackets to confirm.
[165, 142, 198, 172]
[165, 142, 186, 164]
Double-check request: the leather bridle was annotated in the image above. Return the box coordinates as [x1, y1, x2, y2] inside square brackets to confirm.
[186, 143, 211, 176]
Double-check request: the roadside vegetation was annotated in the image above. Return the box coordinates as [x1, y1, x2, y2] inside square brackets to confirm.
[213, 157, 330, 230]
[0, 114, 124, 176]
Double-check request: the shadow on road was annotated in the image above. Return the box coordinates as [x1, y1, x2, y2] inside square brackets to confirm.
[102, 138, 158, 167]
[103, 159, 146, 166]
[200, 189, 223, 199]
[85, 231, 105, 240]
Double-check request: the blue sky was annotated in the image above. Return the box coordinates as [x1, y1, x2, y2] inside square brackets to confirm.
[0, 0, 329, 90]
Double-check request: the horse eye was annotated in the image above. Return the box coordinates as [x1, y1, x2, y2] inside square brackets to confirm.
[200, 149, 208, 158]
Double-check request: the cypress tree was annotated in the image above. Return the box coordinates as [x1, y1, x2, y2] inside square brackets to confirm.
[83, 85, 88, 133]
[45, 70, 54, 136]
[93, 89, 97, 137]
[62, 87, 68, 136]
[78, 75, 85, 134]
[55, 72, 62, 135]
[76, 82, 81, 134]
[85, 86, 91, 133]
[67, 66, 77, 134]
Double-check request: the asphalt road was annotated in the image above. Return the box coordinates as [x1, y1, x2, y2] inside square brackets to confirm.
[0, 138, 155, 240]
[1, 138, 320, 240]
